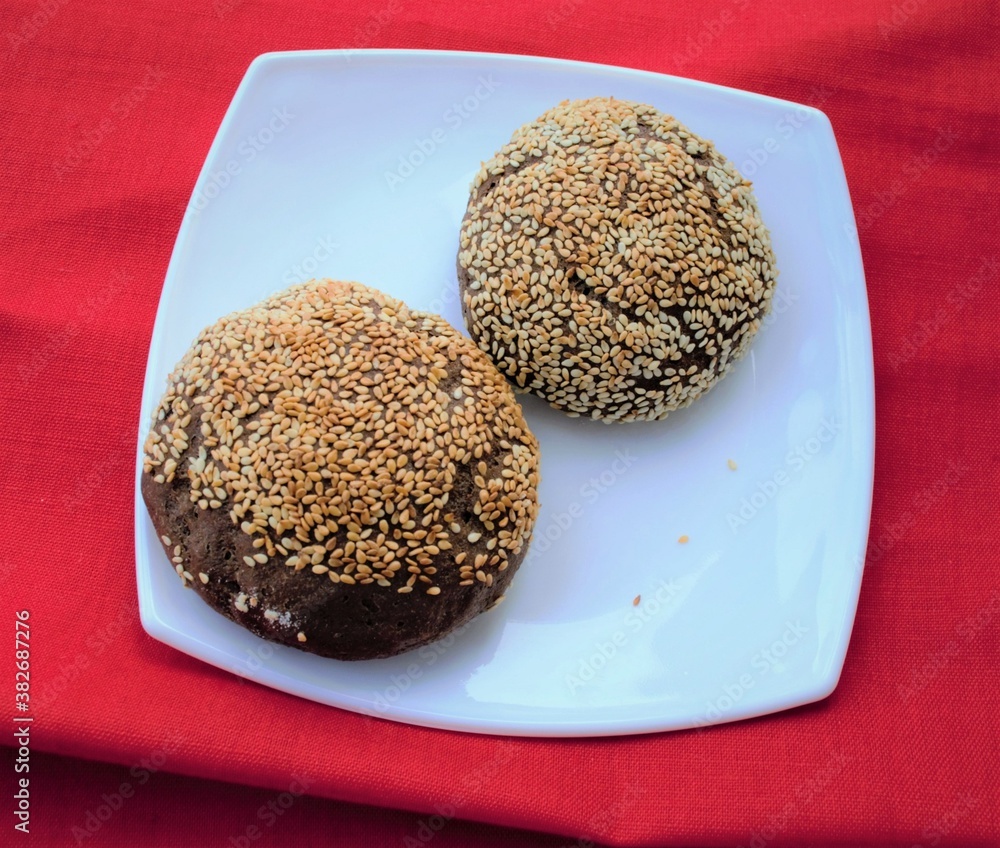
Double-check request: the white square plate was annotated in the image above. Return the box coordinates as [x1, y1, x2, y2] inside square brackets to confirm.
[135, 49, 874, 736]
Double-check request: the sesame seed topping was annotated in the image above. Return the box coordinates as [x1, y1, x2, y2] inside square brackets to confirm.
[199, 572, 209, 584]
[458, 97, 778, 422]
[297, 632, 307, 642]
[633, 594, 641, 606]
[727, 458, 738, 471]
[678, 535, 689, 544]
[143, 279, 541, 598]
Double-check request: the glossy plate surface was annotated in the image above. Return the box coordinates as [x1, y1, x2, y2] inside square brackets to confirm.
[135, 49, 874, 736]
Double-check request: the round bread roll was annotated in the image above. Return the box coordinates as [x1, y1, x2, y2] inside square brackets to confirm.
[141, 280, 540, 661]
[458, 97, 778, 422]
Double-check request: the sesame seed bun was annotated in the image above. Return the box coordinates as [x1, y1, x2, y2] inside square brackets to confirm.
[458, 97, 778, 422]
[141, 280, 540, 660]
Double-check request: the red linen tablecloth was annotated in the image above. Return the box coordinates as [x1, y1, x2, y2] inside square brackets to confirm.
[2, 0, 998, 845]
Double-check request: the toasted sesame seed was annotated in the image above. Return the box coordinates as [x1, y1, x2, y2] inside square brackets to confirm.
[199, 572, 209, 584]
[678, 535, 689, 544]
[426, 586, 441, 595]
[141, 279, 541, 603]
[160, 535, 172, 546]
[297, 632, 307, 642]
[633, 594, 641, 606]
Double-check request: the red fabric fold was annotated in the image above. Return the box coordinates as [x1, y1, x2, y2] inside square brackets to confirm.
[1, 0, 997, 845]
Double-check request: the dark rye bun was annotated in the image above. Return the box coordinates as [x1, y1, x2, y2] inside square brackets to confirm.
[141, 280, 540, 660]
[458, 96, 778, 422]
